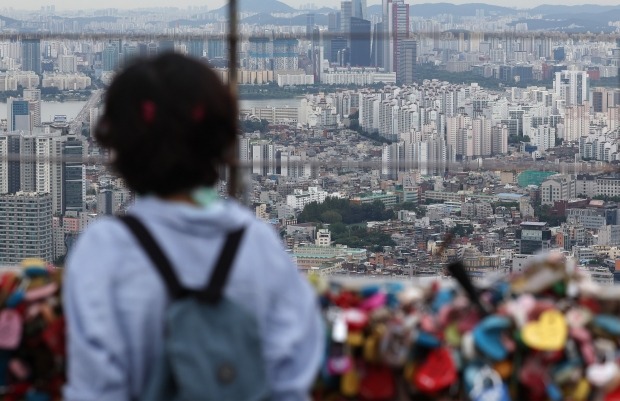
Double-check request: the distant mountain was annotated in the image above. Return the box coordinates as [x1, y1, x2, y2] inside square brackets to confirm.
[241, 12, 328, 26]
[0, 15, 21, 28]
[213, 0, 296, 16]
[411, 3, 516, 18]
[509, 9, 620, 33]
[311, 7, 338, 14]
[530, 4, 620, 15]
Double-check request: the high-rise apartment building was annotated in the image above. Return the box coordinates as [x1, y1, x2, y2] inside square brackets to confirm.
[0, 192, 53, 266]
[23, 89, 41, 128]
[248, 36, 272, 71]
[554, 70, 589, 107]
[0, 131, 85, 215]
[273, 38, 299, 71]
[58, 55, 77, 73]
[21, 38, 41, 75]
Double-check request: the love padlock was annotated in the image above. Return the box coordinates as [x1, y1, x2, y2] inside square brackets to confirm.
[413, 347, 457, 393]
[521, 310, 567, 352]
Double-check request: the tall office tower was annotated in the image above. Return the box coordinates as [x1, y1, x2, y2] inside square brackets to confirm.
[159, 40, 175, 53]
[58, 55, 77, 73]
[554, 70, 589, 107]
[397, 39, 417, 84]
[273, 38, 299, 71]
[306, 13, 315, 40]
[371, 21, 384, 67]
[188, 39, 204, 59]
[147, 42, 158, 57]
[328, 12, 341, 32]
[123, 44, 139, 65]
[102, 43, 120, 71]
[0, 192, 53, 265]
[352, 0, 367, 19]
[207, 37, 225, 59]
[138, 43, 148, 57]
[341, 1, 353, 40]
[350, 17, 371, 67]
[62, 137, 85, 213]
[23, 89, 41, 128]
[248, 36, 272, 71]
[7, 98, 31, 132]
[21, 38, 41, 75]
[311, 27, 321, 82]
[330, 37, 349, 63]
[381, 0, 409, 73]
[326, 12, 342, 63]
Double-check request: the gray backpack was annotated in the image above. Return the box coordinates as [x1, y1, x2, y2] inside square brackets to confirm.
[121, 216, 269, 401]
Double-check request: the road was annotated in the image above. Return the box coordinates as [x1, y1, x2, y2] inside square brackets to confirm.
[69, 89, 103, 136]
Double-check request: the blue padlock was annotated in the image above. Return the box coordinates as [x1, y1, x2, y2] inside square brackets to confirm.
[469, 367, 511, 401]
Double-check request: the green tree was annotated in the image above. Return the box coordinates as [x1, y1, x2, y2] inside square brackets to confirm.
[320, 210, 343, 224]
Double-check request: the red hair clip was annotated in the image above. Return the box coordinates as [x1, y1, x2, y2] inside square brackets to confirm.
[142, 100, 156, 124]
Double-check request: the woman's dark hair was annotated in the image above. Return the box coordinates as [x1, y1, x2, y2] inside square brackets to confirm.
[95, 53, 238, 196]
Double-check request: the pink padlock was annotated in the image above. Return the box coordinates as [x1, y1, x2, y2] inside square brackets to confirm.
[0, 310, 22, 350]
[24, 282, 58, 302]
[360, 292, 387, 311]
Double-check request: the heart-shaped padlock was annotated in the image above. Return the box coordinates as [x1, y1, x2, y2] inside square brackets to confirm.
[413, 347, 457, 393]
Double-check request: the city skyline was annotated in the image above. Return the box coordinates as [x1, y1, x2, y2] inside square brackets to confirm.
[3, 0, 620, 11]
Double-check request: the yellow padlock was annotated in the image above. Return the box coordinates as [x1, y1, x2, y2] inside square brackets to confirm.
[340, 367, 360, 397]
[571, 378, 590, 401]
[347, 331, 364, 347]
[27, 276, 49, 290]
[404, 362, 416, 381]
[364, 334, 379, 362]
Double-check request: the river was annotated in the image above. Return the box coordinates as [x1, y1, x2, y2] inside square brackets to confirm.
[0, 101, 87, 123]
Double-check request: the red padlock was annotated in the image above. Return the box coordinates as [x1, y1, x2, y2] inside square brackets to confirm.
[413, 347, 457, 393]
[359, 364, 396, 401]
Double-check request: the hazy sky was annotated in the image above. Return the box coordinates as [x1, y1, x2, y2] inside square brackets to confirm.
[7, 0, 620, 10]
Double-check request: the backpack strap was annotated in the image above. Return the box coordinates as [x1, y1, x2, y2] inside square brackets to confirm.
[120, 215, 245, 303]
[120, 215, 186, 299]
[198, 227, 245, 303]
